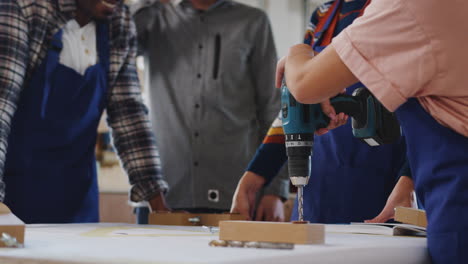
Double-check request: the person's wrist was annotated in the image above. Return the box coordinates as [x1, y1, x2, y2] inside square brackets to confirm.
[148, 192, 169, 212]
[262, 194, 282, 201]
[242, 171, 266, 192]
[399, 176, 414, 193]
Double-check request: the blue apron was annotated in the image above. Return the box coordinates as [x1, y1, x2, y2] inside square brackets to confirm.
[3, 23, 109, 223]
[292, 0, 406, 223]
[396, 99, 468, 264]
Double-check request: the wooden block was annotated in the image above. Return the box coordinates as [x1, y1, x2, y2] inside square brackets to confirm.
[394, 207, 427, 228]
[99, 193, 136, 223]
[0, 203, 25, 246]
[200, 214, 245, 227]
[219, 221, 325, 244]
[148, 212, 245, 226]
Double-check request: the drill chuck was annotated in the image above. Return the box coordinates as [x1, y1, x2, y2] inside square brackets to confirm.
[285, 133, 311, 222]
[285, 133, 312, 187]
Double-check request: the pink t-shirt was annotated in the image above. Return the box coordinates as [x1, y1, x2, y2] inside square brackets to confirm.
[332, 0, 468, 137]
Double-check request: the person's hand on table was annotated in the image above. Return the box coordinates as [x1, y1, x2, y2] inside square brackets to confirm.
[365, 176, 415, 223]
[230, 171, 266, 220]
[255, 194, 285, 222]
[149, 192, 171, 212]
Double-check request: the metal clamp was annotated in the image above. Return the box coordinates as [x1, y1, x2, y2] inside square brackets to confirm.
[209, 240, 294, 250]
[202, 226, 219, 234]
[1, 233, 24, 248]
[188, 216, 201, 225]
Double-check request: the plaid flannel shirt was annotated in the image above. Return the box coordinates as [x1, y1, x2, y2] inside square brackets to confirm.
[0, 0, 168, 202]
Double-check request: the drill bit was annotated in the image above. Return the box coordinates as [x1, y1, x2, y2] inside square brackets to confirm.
[297, 186, 304, 221]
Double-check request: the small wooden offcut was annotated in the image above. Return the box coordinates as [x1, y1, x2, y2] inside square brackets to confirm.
[219, 221, 325, 244]
[395, 207, 427, 228]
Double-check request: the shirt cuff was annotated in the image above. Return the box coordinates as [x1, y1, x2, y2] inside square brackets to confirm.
[332, 31, 407, 112]
[129, 179, 169, 202]
[246, 143, 287, 185]
[398, 159, 412, 179]
[262, 172, 290, 201]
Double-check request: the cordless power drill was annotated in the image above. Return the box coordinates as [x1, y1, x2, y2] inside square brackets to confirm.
[281, 84, 401, 221]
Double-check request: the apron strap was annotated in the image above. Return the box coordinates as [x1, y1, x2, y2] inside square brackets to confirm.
[40, 30, 63, 118]
[96, 23, 110, 72]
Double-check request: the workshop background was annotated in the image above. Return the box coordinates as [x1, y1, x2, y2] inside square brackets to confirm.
[96, 0, 328, 223]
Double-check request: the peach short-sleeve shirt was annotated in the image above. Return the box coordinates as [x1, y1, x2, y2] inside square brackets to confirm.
[332, 0, 468, 137]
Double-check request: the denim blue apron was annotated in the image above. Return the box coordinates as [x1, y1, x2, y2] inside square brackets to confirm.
[291, 0, 406, 223]
[396, 99, 468, 263]
[3, 23, 109, 223]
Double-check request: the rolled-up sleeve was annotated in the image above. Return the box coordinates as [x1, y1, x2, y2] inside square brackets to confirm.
[0, 1, 29, 201]
[331, 0, 436, 112]
[107, 10, 168, 202]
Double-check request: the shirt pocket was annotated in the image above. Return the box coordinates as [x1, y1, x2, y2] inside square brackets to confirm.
[219, 40, 250, 82]
[212, 42, 256, 142]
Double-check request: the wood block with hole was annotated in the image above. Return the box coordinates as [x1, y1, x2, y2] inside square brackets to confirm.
[148, 212, 245, 226]
[395, 207, 427, 228]
[219, 221, 325, 244]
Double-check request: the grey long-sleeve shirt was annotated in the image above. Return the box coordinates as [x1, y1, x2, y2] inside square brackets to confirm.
[134, 0, 288, 210]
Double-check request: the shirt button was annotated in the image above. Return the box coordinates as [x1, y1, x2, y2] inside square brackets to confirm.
[209, 190, 218, 201]
[198, 44, 203, 49]
[195, 104, 200, 109]
[81, 35, 85, 41]
[194, 162, 199, 167]
[194, 132, 199, 137]
[85, 49, 90, 55]
[200, 17, 205, 22]
[197, 74, 201, 78]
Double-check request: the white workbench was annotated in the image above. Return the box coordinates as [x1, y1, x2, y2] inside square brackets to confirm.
[0, 223, 429, 264]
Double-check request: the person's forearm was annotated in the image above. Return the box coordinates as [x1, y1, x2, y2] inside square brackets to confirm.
[285, 44, 358, 104]
[0, 1, 29, 201]
[107, 87, 169, 202]
[107, 19, 168, 202]
[396, 176, 414, 195]
[246, 142, 287, 185]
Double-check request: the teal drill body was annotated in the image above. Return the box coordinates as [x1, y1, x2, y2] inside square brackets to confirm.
[281, 84, 401, 221]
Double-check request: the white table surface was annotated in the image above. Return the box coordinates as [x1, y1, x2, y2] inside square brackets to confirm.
[0, 223, 430, 264]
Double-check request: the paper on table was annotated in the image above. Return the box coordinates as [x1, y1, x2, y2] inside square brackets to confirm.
[327, 224, 394, 236]
[326, 223, 426, 237]
[352, 223, 425, 236]
[81, 226, 213, 237]
[110, 228, 210, 236]
[392, 224, 426, 236]
[0, 214, 24, 226]
[0, 202, 23, 226]
[352, 222, 425, 231]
